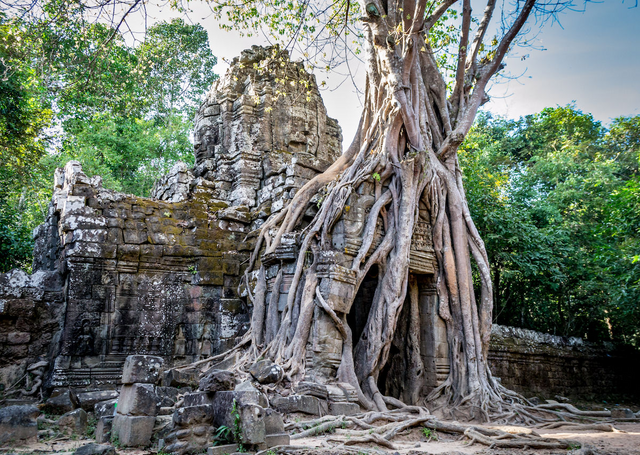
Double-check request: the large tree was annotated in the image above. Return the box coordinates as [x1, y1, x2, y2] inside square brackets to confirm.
[221, 0, 571, 419]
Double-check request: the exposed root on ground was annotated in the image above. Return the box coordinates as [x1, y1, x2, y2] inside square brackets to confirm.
[284, 406, 586, 451]
[537, 422, 624, 432]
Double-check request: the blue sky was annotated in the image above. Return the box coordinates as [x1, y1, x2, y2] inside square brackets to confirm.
[484, 0, 640, 125]
[162, 0, 639, 145]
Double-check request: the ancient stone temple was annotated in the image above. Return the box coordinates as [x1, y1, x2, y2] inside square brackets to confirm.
[1, 45, 635, 411]
[0, 45, 347, 391]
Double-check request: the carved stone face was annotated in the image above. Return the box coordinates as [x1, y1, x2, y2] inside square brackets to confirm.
[194, 120, 219, 165]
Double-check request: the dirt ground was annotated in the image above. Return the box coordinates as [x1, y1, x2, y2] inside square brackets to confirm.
[2, 421, 639, 455]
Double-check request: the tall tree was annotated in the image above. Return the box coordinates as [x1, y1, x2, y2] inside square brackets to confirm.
[203, 0, 578, 418]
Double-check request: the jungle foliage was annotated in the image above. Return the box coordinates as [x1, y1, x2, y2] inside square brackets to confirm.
[0, 4, 218, 271]
[461, 106, 640, 345]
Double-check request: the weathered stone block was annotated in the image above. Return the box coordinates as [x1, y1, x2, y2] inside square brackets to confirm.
[199, 369, 237, 392]
[271, 395, 329, 415]
[94, 416, 114, 444]
[112, 413, 155, 447]
[161, 368, 199, 388]
[117, 383, 157, 416]
[212, 390, 268, 427]
[7, 331, 31, 344]
[123, 229, 148, 244]
[75, 443, 116, 455]
[328, 402, 360, 416]
[116, 244, 140, 261]
[0, 405, 39, 444]
[264, 408, 284, 434]
[43, 389, 78, 415]
[172, 404, 214, 427]
[94, 399, 117, 419]
[183, 391, 215, 407]
[77, 390, 119, 412]
[239, 404, 266, 444]
[208, 444, 239, 455]
[264, 432, 290, 448]
[57, 408, 87, 435]
[156, 386, 180, 407]
[121, 355, 164, 384]
[249, 359, 284, 384]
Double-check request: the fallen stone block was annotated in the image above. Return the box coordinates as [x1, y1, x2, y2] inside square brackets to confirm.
[264, 408, 284, 434]
[156, 385, 180, 407]
[164, 440, 190, 454]
[208, 444, 239, 455]
[239, 404, 266, 444]
[295, 381, 328, 400]
[77, 390, 119, 412]
[57, 408, 88, 435]
[94, 416, 114, 444]
[121, 355, 164, 384]
[213, 390, 268, 427]
[173, 404, 215, 427]
[74, 442, 116, 455]
[112, 413, 155, 447]
[117, 383, 157, 416]
[271, 395, 328, 416]
[0, 405, 39, 444]
[183, 391, 215, 407]
[42, 389, 78, 415]
[94, 399, 117, 419]
[328, 402, 360, 416]
[163, 423, 216, 455]
[249, 359, 284, 384]
[161, 368, 200, 388]
[265, 432, 290, 448]
[198, 369, 237, 392]
[612, 408, 634, 419]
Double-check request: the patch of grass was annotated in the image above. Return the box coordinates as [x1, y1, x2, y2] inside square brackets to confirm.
[111, 431, 121, 448]
[86, 415, 97, 437]
[422, 427, 437, 441]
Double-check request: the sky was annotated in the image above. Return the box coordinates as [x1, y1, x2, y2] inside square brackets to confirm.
[149, 0, 640, 146]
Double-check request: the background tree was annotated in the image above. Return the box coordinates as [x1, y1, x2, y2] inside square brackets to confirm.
[461, 107, 640, 346]
[0, 5, 218, 272]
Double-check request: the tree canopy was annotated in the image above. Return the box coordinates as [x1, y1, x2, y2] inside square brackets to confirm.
[461, 106, 640, 345]
[0, 5, 218, 271]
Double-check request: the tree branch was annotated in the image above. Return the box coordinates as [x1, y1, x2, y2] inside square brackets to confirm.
[424, 0, 459, 31]
[466, 0, 497, 76]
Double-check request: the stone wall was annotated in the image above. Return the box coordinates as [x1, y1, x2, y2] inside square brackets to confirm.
[46, 162, 255, 388]
[488, 325, 640, 399]
[0, 269, 64, 391]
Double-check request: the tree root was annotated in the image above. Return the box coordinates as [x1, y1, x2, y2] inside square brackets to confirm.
[286, 406, 585, 451]
[534, 401, 612, 417]
[537, 422, 624, 432]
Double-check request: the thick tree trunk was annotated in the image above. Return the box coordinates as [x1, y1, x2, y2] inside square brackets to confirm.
[230, 0, 539, 419]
